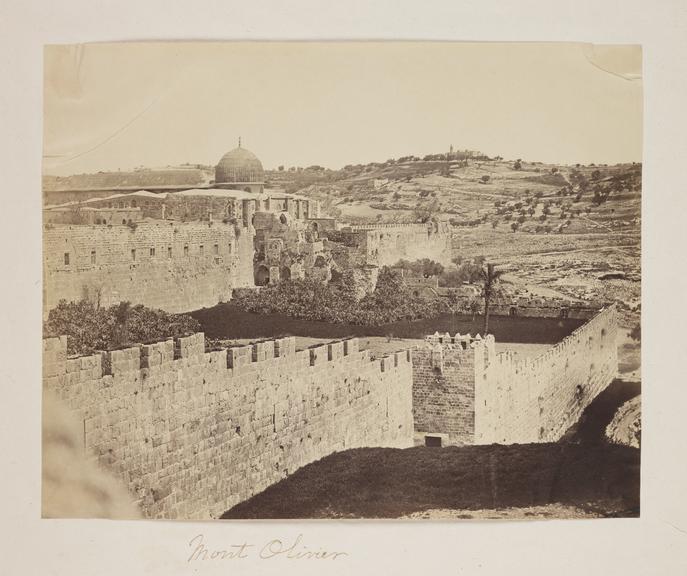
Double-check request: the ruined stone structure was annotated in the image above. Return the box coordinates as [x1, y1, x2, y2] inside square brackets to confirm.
[339, 221, 454, 268]
[253, 212, 332, 285]
[412, 305, 618, 446]
[43, 221, 254, 316]
[43, 334, 414, 519]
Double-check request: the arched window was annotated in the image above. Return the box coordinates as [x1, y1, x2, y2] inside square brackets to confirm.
[509, 306, 517, 316]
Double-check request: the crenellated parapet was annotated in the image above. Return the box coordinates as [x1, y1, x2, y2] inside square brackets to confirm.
[42, 332, 414, 519]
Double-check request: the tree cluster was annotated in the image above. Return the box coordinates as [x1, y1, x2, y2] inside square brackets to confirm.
[44, 300, 201, 356]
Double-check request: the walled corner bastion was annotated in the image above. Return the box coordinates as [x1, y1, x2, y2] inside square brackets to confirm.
[412, 305, 618, 446]
[43, 334, 414, 519]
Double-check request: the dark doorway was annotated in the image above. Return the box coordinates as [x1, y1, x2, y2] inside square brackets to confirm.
[255, 265, 270, 286]
[425, 435, 443, 448]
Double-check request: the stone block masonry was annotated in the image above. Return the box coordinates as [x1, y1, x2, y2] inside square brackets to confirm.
[340, 222, 454, 269]
[412, 306, 618, 446]
[412, 335, 478, 445]
[475, 305, 618, 444]
[43, 221, 255, 316]
[43, 334, 414, 519]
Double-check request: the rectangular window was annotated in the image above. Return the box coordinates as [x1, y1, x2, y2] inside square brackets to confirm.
[64, 252, 70, 265]
[184, 245, 189, 256]
[90, 250, 96, 264]
[213, 244, 219, 255]
[150, 247, 155, 257]
[167, 246, 172, 259]
[199, 244, 204, 256]
[131, 249, 136, 261]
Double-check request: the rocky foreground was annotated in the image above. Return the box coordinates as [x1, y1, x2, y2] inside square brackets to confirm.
[606, 395, 641, 449]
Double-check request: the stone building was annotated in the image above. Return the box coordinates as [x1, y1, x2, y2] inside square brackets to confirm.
[42, 140, 462, 314]
[42, 142, 327, 313]
[214, 140, 265, 194]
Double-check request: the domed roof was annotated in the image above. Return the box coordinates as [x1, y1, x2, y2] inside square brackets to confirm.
[215, 144, 265, 185]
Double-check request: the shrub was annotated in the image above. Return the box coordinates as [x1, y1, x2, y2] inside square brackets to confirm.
[392, 258, 444, 278]
[232, 268, 445, 325]
[630, 323, 641, 341]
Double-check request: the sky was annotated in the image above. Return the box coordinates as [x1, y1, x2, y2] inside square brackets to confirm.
[43, 42, 642, 175]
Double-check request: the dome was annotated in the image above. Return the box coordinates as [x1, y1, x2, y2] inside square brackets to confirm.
[215, 145, 265, 185]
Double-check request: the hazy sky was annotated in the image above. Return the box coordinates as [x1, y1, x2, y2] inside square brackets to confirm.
[43, 42, 642, 175]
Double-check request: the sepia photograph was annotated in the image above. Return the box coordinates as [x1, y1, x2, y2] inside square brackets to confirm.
[41, 41, 642, 521]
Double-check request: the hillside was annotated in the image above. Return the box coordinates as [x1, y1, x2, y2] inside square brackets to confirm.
[273, 157, 641, 330]
[43, 154, 641, 331]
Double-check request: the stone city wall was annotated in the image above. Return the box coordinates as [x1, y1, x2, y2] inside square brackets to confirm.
[474, 305, 618, 444]
[412, 306, 618, 446]
[43, 334, 414, 519]
[43, 221, 255, 316]
[489, 296, 602, 320]
[44, 207, 143, 226]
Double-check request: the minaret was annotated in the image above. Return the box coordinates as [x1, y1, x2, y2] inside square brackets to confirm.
[238, 136, 242, 148]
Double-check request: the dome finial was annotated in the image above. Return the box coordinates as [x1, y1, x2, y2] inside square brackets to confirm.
[238, 136, 242, 148]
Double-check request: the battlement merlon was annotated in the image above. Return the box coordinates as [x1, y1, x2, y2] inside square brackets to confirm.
[42, 333, 414, 383]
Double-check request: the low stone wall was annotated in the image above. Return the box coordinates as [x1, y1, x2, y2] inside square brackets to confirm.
[43, 334, 414, 519]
